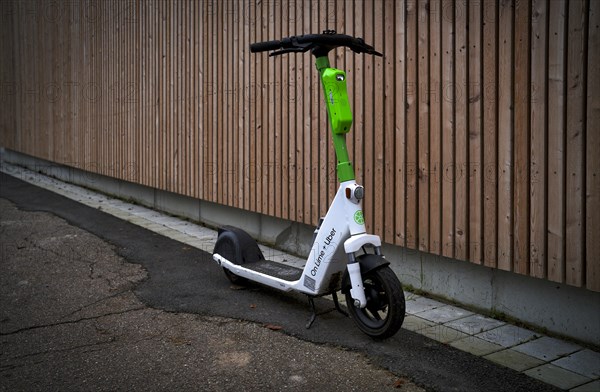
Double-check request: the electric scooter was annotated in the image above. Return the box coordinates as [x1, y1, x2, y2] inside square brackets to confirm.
[212, 31, 405, 339]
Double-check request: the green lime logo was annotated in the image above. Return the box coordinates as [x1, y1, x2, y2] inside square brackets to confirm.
[354, 210, 364, 225]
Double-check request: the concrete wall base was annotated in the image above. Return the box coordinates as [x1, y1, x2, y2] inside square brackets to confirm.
[2, 149, 598, 347]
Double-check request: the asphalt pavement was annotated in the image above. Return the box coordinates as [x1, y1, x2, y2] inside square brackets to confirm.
[0, 173, 560, 391]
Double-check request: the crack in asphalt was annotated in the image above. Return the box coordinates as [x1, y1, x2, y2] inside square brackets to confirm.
[1, 338, 118, 365]
[59, 289, 137, 320]
[0, 307, 147, 337]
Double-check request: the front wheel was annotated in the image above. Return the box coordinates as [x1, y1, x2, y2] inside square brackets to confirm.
[345, 266, 405, 339]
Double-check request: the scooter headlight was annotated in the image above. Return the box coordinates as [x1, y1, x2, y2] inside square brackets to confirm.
[345, 184, 365, 203]
[353, 185, 364, 200]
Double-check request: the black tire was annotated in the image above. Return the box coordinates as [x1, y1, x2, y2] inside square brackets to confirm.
[223, 268, 246, 284]
[214, 235, 247, 284]
[345, 266, 405, 339]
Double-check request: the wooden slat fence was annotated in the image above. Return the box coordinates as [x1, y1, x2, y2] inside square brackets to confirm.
[0, 0, 598, 291]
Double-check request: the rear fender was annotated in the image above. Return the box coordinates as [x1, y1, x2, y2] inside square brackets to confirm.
[213, 226, 264, 265]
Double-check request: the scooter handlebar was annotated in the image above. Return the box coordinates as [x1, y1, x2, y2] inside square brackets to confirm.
[250, 40, 283, 53]
[250, 31, 382, 57]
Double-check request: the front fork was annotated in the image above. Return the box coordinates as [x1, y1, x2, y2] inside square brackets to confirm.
[346, 245, 382, 308]
[341, 181, 382, 309]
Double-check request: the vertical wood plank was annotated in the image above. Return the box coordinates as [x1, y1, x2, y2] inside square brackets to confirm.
[280, 0, 289, 220]
[223, 0, 229, 204]
[250, 0, 258, 212]
[108, 1, 118, 175]
[286, 0, 297, 221]
[300, 0, 310, 223]
[135, 0, 141, 186]
[315, 1, 326, 221]
[429, 0, 442, 255]
[373, 0, 385, 239]
[187, 0, 193, 196]
[150, 0, 156, 188]
[482, 0, 498, 268]
[586, 0, 600, 291]
[242, 0, 249, 210]
[124, 2, 129, 184]
[152, 2, 157, 188]
[565, 0, 587, 287]
[229, 0, 235, 205]
[0, 1, 13, 149]
[468, 0, 484, 264]
[454, 0, 468, 261]
[236, 0, 242, 207]
[497, 0, 514, 271]
[362, 2, 381, 232]
[116, 1, 121, 179]
[159, 2, 171, 189]
[200, 0, 206, 198]
[353, 0, 364, 223]
[272, 0, 280, 217]
[206, 0, 212, 201]
[174, 0, 179, 193]
[167, 0, 172, 191]
[66, 3, 73, 165]
[234, 0, 239, 202]
[190, 0, 195, 196]
[150, 1, 156, 188]
[513, 0, 531, 275]
[96, 0, 102, 178]
[108, 0, 114, 180]
[118, 1, 124, 181]
[383, 0, 395, 244]
[265, 0, 274, 217]
[161, 0, 167, 192]
[260, 0, 269, 216]
[418, 0, 430, 252]
[217, 0, 224, 203]
[182, 0, 188, 195]
[405, 0, 418, 250]
[139, 1, 145, 187]
[156, 1, 164, 188]
[208, 1, 223, 202]
[394, 0, 407, 247]
[156, 0, 161, 189]
[530, 0, 548, 279]
[441, 0, 455, 258]
[145, 1, 150, 188]
[191, 0, 198, 197]
[79, 2, 85, 171]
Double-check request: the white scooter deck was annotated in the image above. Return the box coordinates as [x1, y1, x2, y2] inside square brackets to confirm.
[241, 259, 303, 281]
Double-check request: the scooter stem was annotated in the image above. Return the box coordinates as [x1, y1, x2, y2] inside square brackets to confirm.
[315, 56, 355, 183]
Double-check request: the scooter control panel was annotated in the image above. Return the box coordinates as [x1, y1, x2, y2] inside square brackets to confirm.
[321, 68, 353, 134]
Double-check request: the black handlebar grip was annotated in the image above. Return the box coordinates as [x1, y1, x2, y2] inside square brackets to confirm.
[250, 40, 282, 53]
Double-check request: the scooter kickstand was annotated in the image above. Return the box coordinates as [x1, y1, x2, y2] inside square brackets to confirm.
[332, 291, 349, 317]
[306, 296, 317, 329]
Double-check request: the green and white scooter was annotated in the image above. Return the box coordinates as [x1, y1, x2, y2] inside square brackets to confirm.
[213, 31, 405, 339]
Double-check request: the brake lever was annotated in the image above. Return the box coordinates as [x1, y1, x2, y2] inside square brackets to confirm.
[350, 46, 383, 57]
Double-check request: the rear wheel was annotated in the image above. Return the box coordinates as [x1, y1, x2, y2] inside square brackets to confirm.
[223, 269, 246, 284]
[214, 235, 247, 284]
[345, 266, 405, 339]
